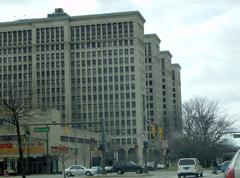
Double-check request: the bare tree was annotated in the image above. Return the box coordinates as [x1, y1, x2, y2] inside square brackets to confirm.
[52, 145, 74, 178]
[170, 97, 235, 166]
[80, 142, 88, 167]
[0, 87, 38, 178]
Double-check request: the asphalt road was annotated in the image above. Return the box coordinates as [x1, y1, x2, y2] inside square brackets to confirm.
[8, 170, 224, 178]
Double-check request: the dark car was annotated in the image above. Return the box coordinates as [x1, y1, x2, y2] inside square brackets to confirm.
[224, 150, 240, 178]
[218, 161, 230, 172]
[112, 161, 143, 174]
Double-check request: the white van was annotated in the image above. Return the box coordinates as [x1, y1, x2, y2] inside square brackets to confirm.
[177, 158, 203, 178]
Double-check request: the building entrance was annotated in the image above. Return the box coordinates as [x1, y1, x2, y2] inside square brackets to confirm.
[27, 156, 58, 174]
[0, 158, 17, 175]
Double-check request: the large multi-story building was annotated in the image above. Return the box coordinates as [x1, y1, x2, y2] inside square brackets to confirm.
[144, 36, 182, 162]
[171, 63, 182, 133]
[144, 34, 162, 130]
[160, 51, 182, 139]
[0, 8, 182, 164]
[0, 8, 147, 163]
[144, 34, 162, 161]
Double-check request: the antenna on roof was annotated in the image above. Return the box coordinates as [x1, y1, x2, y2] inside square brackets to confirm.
[55, 8, 64, 13]
[47, 8, 69, 18]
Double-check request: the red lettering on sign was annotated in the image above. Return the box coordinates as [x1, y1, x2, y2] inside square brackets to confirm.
[0, 143, 13, 149]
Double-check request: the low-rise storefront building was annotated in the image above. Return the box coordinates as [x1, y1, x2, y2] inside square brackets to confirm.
[0, 109, 101, 175]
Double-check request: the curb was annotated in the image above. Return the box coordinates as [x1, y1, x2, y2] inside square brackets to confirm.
[89, 173, 154, 177]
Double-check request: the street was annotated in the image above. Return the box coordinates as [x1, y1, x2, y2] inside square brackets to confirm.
[9, 170, 224, 178]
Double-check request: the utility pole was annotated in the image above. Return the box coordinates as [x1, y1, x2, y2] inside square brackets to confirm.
[143, 141, 148, 173]
[100, 119, 106, 174]
[46, 126, 50, 174]
[27, 136, 30, 175]
[74, 127, 77, 165]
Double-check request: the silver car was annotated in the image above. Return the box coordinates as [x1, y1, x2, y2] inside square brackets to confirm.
[177, 158, 203, 178]
[224, 149, 240, 178]
[65, 165, 96, 177]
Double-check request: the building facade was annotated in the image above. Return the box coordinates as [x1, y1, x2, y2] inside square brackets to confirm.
[144, 34, 163, 161]
[144, 34, 162, 132]
[159, 51, 182, 139]
[144, 37, 182, 162]
[171, 63, 182, 133]
[0, 9, 147, 163]
[0, 110, 100, 174]
[0, 9, 182, 165]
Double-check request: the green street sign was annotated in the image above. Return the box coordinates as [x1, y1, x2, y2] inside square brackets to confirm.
[34, 127, 49, 132]
[233, 134, 240, 138]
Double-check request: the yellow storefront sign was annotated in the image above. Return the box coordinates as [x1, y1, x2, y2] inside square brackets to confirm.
[0, 142, 45, 155]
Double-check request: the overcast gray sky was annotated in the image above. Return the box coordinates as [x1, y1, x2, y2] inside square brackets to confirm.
[0, 0, 239, 124]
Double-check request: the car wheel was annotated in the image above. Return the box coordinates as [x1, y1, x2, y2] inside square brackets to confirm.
[200, 171, 203, 177]
[117, 170, 123, 174]
[85, 171, 92, 176]
[66, 172, 72, 177]
[178, 174, 181, 178]
[136, 169, 142, 174]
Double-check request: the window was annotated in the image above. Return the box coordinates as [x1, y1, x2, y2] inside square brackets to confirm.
[122, 138, 126, 144]
[133, 138, 137, 144]
[60, 136, 68, 142]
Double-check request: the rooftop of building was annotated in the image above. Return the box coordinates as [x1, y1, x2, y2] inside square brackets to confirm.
[144, 34, 161, 43]
[160, 50, 173, 58]
[0, 8, 146, 26]
[172, 63, 181, 70]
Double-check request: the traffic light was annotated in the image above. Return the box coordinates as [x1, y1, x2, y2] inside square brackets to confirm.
[64, 124, 69, 134]
[143, 141, 148, 149]
[150, 124, 156, 137]
[159, 127, 163, 139]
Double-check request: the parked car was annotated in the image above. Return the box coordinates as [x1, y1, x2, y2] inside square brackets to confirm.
[146, 162, 156, 170]
[177, 158, 203, 178]
[112, 161, 143, 174]
[65, 165, 96, 176]
[224, 150, 240, 178]
[6, 169, 17, 176]
[157, 164, 165, 169]
[218, 161, 230, 172]
[90, 166, 102, 174]
[105, 166, 113, 173]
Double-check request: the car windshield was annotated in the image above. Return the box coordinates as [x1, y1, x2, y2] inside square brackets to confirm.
[130, 161, 136, 165]
[179, 159, 195, 165]
[92, 167, 100, 169]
